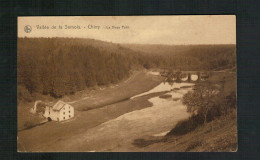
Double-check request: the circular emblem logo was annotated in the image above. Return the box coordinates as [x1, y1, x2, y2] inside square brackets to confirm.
[24, 25, 32, 33]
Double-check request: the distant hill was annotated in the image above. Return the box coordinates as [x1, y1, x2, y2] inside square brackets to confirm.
[18, 37, 236, 99]
[122, 43, 236, 56]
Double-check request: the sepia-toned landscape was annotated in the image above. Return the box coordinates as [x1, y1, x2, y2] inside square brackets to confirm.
[17, 16, 237, 152]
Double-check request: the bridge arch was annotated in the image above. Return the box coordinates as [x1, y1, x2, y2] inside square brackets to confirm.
[162, 70, 209, 82]
[180, 73, 188, 81]
[191, 74, 199, 81]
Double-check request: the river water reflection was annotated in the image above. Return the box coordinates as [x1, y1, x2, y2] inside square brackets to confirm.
[90, 81, 195, 145]
[65, 81, 196, 151]
[131, 81, 194, 99]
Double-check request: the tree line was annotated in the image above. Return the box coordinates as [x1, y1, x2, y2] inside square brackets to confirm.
[18, 37, 236, 100]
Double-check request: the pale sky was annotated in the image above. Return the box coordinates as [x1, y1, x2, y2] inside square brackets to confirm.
[18, 15, 236, 45]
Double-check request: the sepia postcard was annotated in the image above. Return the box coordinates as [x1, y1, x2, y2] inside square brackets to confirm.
[17, 16, 237, 152]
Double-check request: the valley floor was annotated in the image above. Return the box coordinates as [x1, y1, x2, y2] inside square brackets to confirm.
[17, 69, 237, 152]
[18, 70, 164, 151]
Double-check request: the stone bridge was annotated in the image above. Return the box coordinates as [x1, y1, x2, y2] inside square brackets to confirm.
[160, 71, 209, 82]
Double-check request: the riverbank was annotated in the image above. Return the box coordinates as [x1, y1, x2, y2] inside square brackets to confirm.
[49, 82, 194, 152]
[18, 70, 236, 152]
[18, 81, 194, 152]
[18, 70, 164, 151]
[69, 70, 165, 111]
[131, 70, 237, 151]
[17, 70, 164, 130]
[131, 109, 237, 152]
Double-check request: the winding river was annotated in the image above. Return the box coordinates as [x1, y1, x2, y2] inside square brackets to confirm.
[63, 77, 195, 151]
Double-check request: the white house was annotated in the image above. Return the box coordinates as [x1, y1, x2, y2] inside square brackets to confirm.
[43, 100, 74, 122]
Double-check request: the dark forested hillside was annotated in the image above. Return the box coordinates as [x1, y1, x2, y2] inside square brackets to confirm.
[18, 37, 236, 99]
[18, 38, 140, 98]
[123, 44, 236, 70]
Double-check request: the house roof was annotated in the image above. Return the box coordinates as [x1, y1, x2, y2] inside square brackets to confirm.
[52, 100, 70, 111]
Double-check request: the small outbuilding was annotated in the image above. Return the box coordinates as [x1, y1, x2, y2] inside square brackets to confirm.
[43, 100, 74, 122]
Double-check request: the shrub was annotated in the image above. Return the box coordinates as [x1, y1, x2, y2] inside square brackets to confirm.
[167, 114, 204, 136]
[18, 85, 33, 103]
[169, 81, 236, 136]
[24, 121, 36, 129]
[36, 102, 46, 113]
[183, 82, 226, 124]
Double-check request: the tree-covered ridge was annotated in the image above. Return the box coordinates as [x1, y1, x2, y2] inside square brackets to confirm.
[18, 37, 236, 99]
[18, 38, 138, 98]
[123, 43, 236, 70]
